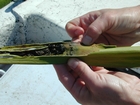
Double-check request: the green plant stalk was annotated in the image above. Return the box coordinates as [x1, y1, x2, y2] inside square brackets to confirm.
[0, 0, 11, 9]
[0, 42, 139, 68]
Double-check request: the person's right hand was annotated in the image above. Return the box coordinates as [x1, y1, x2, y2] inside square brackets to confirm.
[66, 5, 140, 46]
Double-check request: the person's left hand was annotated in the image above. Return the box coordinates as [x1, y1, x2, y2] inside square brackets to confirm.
[54, 58, 140, 105]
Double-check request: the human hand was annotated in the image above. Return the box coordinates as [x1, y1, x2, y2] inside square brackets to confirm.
[54, 58, 140, 105]
[54, 6, 140, 105]
[66, 6, 140, 46]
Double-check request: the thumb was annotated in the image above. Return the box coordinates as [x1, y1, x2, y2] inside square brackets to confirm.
[68, 58, 100, 87]
[82, 16, 110, 45]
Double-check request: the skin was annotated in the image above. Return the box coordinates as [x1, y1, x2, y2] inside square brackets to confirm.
[54, 5, 140, 105]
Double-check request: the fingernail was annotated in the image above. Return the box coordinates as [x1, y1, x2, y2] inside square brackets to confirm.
[82, 35, 93, 45]
[68, 58, 79, 69]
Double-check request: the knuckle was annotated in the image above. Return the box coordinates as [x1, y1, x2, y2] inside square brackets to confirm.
[101, 10, 115, 21]
[87, 24, 100, 35]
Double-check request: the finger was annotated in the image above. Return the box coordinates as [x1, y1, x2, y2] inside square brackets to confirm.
[91, 66, 109, 73]
[68, 58, 100, 88]
[65, 12, 100, 40]
[53, 65, 85, 91]
[65, 22, 84, 38]
[53, 65, 75, 91]
[82, 15, 111, 45]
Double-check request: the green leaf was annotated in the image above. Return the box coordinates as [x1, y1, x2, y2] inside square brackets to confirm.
[0, 41, 139, 68]
[0, 0, 11, 9]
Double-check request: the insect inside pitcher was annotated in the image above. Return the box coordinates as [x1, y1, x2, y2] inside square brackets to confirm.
[0, 42, 75, 56]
